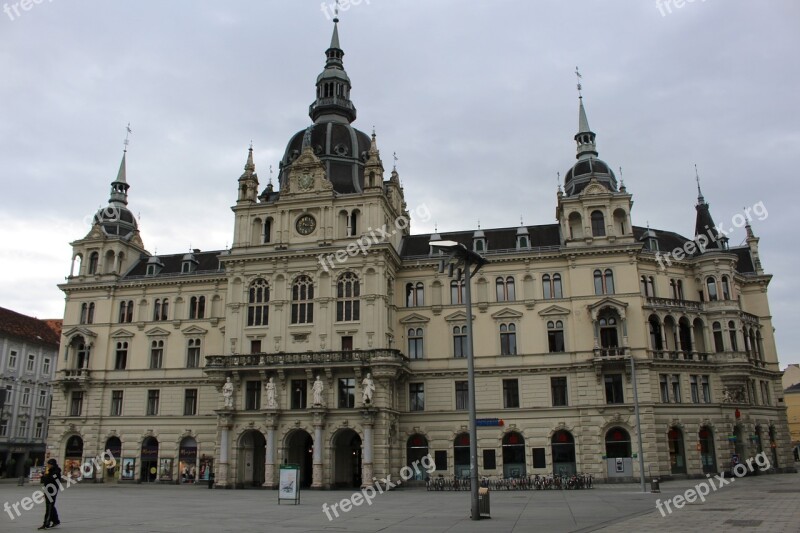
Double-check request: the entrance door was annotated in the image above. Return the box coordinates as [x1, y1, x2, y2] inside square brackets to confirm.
[407, 435, 429, 481]
[332, 429, 362, 488]
[454, 433, 470, 478]
[699, 427, 716, 474]
[140, 437, 159, 482]
[551, 430, 576, 476]
[668, 428, 686, 474]
[502, 432, 526, 478]
[285, 430, 313, 488]
[238, 431, 266, 487]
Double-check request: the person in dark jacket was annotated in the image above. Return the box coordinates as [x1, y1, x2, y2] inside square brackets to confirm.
[39, 458, 61, 529]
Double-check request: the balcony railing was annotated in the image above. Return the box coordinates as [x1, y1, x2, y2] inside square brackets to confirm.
[651, 350, 711, 362]
[206, 349, 408, 369]
[594, 347, 628, 358]
[60, 369, 91, 380]
[645, 297, 702, 311]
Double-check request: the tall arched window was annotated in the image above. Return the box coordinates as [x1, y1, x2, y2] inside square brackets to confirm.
[496, 277, 515, 302]
[728, 321, 738, 351]
[88, 252, 99, 275]
[291, 276, 314, 324]
[500, 323, 517, 355]
[553, 274, 563, 298]
[247, 279, 269, 326]
[706, 277, 718, 301]
[153, 298, 169, 321]
[263, 218, 273, 244]
[407, 328, 423, 359]
[712, 322, 724, 353]
[591, 210, 606, 237]
[547, 320, 565, 353]
[405, 282, 424, 307]
[80, 303, 89, 324]
[453, 326, 467, 358]
[542, 274, 552, 299]
[119, 300, 133, 323]
[594, 269, 614, 295]
[336, 272, 360, 322]
[189, 296, 206, 320]
[649, 316, 663, 351]
[450, 280, 464, 305]
[721, 275, 731, 300]
[598, 311, 619, 350]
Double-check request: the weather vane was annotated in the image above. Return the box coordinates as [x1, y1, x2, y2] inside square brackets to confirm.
[123, 123, 132, 151]
[575, 66, 583, 98]
[393, 151, 398, 171]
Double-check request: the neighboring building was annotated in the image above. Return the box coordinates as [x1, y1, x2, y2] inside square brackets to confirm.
[0, 307, 60, 477]
[784, 383, 800, 461]
[782, 364, 800, 389]
[47, 18, 794, 488]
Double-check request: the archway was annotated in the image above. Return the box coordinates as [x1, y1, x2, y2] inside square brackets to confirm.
[64, 435, 84, 480]
[104, 437, 122, 479]
[238, 431, 266, 487]
[454, 433, 470, 478]
[668, 427, 686, 474]
[406, 435, 429, 481]
[605, 427, 632, 477]
[284, 430, 313, 488]
[551, 430, 576, 476]
[699, 427, 716, 474]
[332, 429, 362, 488]
[502, 432, 526, 478]
[140, 436, 159, 482]
[179, 437, 198, 484]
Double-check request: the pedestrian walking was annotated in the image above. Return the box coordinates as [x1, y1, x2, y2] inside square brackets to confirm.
[39, 458, 61, 530]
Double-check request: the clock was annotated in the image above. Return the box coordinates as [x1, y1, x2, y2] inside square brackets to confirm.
[296, 214, 316, 235]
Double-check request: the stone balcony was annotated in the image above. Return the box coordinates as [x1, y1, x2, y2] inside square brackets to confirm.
[205, 349, 409, 375]
[55, 368, 91, 391]
[644, 297, 702, 312]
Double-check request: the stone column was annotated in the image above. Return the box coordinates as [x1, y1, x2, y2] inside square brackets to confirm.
[311, 409, 326, 489]
[361, 409, 376, 488]
[216, 413, 232, 488]
[688, 325, 698, 358]
[263, 415, 277, 488]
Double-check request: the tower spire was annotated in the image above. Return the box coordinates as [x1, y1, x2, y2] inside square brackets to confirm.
[695, 164, 705, 204]
[109, 124, 132, 206]
[309, 9, 357, 124]
[574, 67, 597, 161]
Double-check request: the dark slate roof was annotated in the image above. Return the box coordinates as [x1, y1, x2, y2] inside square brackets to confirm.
[124, 251, 225, 278]
[784, 382, 800, 394]
[632, 226, 691, 254]
[400, 225, 561, 258]
[729, 247, 755, 274]
[0, 307, 61, 347]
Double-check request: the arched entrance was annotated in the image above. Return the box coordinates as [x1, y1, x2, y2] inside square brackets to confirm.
[238, 431, 266, 487]
[502, 432, 526, 478]
[332, 429, 362, 488]
[668, 427, 686, 474]
[769, 426, 779, 468]
[551, 430, 576, 476]
[179, 437, 198, 484]
[64, 435, 84, 480]
[605, 427, 632, 478]
[284, 430, 313, 488]
[699, 427, 716, 474]
[454, 433, 470, 478]
[407, 435, 429, 481]
[733, 425, 745, 459]
[140, 436, 159, 482]
[104, 437, 122, 479]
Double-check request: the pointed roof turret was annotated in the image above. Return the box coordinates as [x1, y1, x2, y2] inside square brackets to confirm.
[309, 15, 357, 124]
[109, 149, 130, 207]
[237, 144, 259, 203]
[693, 167, 727, 251]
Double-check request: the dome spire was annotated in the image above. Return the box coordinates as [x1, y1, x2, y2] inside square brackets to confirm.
[109, 123, 132, 206]
[574, 67, 597, 161]
[309, 10, 357, 124]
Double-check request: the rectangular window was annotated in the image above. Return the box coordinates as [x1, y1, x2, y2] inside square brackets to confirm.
[38, 390, 48, 409]
[291, 379, 307, 409]
[111, 390, 123, 416]
[503, 379, 520, 408]
[26, 354, 35, 372]
[8, 350, 17, 368]
[338, 378, 355, 408]
[187, 339, 201, 368]
[70, 391, 84, 416]
[42, 358, 51, 375]
[21, 387, 31, 406]
[604, 374, 624, 404]
[409, 383, 424, 412]
[0, 419, 7, 437]
[407, 329, 423, 359]
[341, 336, 353, 351]
[146, 390, 160, 416]
[761, 381, 771, 406]
[455, 381, 469, 410]
[671, 374, 682, 403]
[150, 341, 164, 369]
[250, 339, 261, 354]
[532, 448, 546, 469]
[184, 389, 198, 416]
[500, 324, 517, 355]
[115, 341, 128, 370]
[483, 449, 497, 470]
[551, 377, 568, 406]
[690, 375, 699, 403]
[434, 450, 447, 472]
[660, 375, 670, 403]
[4, 385, 12, 404]
[35, 421, 44, 439]
[17, 420, 27, 438]
[453, 327, 467, 358]
[245, 381, 261, 411]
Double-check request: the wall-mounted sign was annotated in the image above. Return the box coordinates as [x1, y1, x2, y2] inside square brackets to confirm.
[476, 418, 504, 427]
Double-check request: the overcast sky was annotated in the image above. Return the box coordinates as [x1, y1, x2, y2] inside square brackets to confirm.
[2, 1, 798, 367]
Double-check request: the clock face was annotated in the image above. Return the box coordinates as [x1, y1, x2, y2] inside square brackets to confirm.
[296, 214, 316, 235]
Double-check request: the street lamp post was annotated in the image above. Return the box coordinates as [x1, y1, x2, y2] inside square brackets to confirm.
[430, 240, 489, 520]
[630, 353, 647, 492]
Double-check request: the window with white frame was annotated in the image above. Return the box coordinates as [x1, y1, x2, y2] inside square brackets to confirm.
[42, 358, 51, 375]
[35, 421, 44, 439]
[9, 350, 17, 369]
[21, 387, 31, 406]
[38, 390, 47, 409]
[26, 354, 35, 372]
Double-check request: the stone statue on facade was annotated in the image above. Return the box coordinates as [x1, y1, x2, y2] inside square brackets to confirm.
[222, 377, 234, 409]
[311, 375, 324, 406]
[362, 373, 376, 405]
[265, 377, 278, 409]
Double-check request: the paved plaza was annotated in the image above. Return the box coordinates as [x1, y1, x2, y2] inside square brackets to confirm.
[1, 470, 798, 532]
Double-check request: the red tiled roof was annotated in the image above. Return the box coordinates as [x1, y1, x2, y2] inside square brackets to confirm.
[0, 306, 61, 347]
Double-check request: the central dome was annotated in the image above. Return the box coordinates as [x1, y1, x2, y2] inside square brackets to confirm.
[277, 122, 371, 194]
[563, 156, 618, 196]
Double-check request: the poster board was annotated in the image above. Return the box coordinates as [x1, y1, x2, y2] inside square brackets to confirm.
[278, 464, 300, 504]
[29, 466, 45, 483]
[121, 457, 136, 480]
[159, 458, 173, 482]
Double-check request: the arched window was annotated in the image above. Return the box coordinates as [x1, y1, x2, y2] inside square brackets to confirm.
[594, 270, 604, 295]
[153, 298, 168, 321]
[336, 272, 360, 322]
[87, 303, 95, 324]
[291, 276, 314, 324]
[706, 277, 718, 301]
[496, 277, 515, 302]
[407, 328, 423, 359]
[149, 339, 164, 369]
[547, 320, 565, 353]
[189, 296, 206, 320]
[119, 300, 133, 323]
[605, 427, 631, 458]
[500, 323, 517, 355]
[248, 279, 269, 326]
[742, 326, 751, 357]
[450, 279, 464, 305]
[263, 218, 272, 244]
[721, 275, 731, 300]
[405, 282, 424, 307]
[349, 210, 359, 237]
[605, 269, 615, 294]
[80, 303, 89, 324]
[728, 321, 738, 351]
[649, 316, 663, 351]
[187, 338, 201, 367]
[598, 312, 619, 350]
[641, 276, 656, 297]
[712, 322, 724, 353]
[542, 274, 552, 299]
[114, 341, 128, 370]
[594, 269, 614, 295]
[591, 210, 606, 237]
[453, 326, 467, 358]
[553, 274, 563, 298]
[88, 252, 99, 275]
[648, 276, 656, 297]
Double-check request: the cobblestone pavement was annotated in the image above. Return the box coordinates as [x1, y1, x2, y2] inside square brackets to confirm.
[1, 470, 797, 532]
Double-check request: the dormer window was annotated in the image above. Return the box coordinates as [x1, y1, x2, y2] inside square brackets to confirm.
[517, 235, 529, 249]
[181, 253, 198, 274]
[146, 256, 164, 277]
